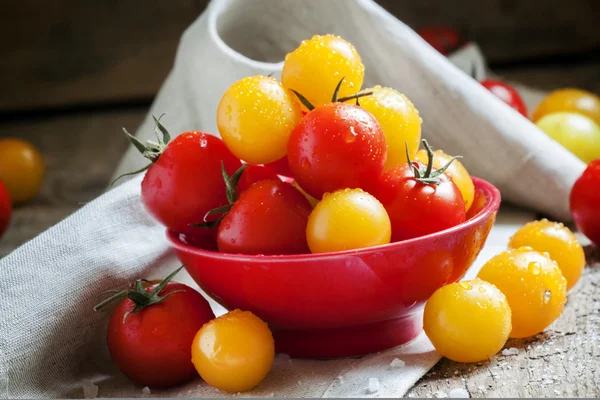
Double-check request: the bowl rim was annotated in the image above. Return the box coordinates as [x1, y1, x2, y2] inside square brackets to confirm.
[167, 176, 501, 262]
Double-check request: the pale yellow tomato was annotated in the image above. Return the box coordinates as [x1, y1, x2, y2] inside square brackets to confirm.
[282, 35, 364, 110]
[217, 75, 302, 164]
[532, 88, 600, 126]
[0, 138, 44, 204]
[416, 148, 475, 211]
[509, 219, 585, 291]
[359, 86, 422, 169]
[191, 310, 274, 393]
[306, 188, 391, 253]
[478, 247, 567, 338]
[424, 278, 512, 363]
[535, 112, 600, 164]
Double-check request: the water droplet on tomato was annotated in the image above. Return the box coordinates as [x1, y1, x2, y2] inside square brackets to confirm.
[459, 281, 473, 290]
[528, 262, 541, 275]
[301, 157, 312, 170]
[152, 324, 167, 336]
[543, 290, 552, 304]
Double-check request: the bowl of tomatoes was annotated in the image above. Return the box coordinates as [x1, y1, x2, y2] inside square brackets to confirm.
[119, 34, 502, 358]
[167, 176, 499, 358]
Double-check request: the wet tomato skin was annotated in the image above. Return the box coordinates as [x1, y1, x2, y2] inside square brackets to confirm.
[106, 282, 215, 388]
[217, 180, 312, 255]
[287, 102, 386, 199]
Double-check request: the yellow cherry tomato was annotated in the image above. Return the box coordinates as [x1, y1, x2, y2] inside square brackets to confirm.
[282, 34, 364, 110]
[416, 149, 474, 211]
[359, 86, 422, 169]
[291, 180, 319, 208]
[423, 278, 512, 363]
[532, 88, 600, 126]
[0, 138, 44, 204]
[535, 112, 600, 164]
[477, 247, 567, 338]
[191, 310, 274, 393]
[217, 75, 302, 164]
[306, 188, 391, 253]
[508, 219, 585, 291]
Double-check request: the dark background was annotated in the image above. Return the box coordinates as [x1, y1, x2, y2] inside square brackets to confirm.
[1, 0, 599, 115]
[1, 0, 599, 256]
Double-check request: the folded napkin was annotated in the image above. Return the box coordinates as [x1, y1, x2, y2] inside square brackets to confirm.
[0, 0, 582, 398]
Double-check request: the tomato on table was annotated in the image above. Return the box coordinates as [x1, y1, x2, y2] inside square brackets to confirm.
[119, 118, 242, 236]
[217, 180, 312, 255]
[0, 138, 44, 204]
[287, 102, 386, 199]
[416, 25, 465, 55]
[532, 88, 600, 126]
[358, 85, 422, 169]
[0, 179, 11, 238]
[217, 75, 303, 164]
[535, 112, 600, 164]
[306, 188, 391, 253]
[478, 247, 567, 338]
[424, 278, 512, 363]
[509, 219, 585, 291]
[415, 148, 474, 211]
[570, 159, 600, 246]
[371, 140, 466, 242]
[192, 309, 274, 393]
[480, 79, 528, 118]
[95, 266, 215, 388]
[282, 34, 364, 111]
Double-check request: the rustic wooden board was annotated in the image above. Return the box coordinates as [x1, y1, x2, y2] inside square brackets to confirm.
[0, 108, 144, 256]
[2, 0, 599, 112]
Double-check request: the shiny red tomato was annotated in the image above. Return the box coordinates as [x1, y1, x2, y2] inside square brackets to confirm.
[264, 156, 293, 178]
[237, 164, 281, 194]
[95, 267, 215, 388]
[121, 118, 241, 236]
[570, 159, 600, 246]
[417, 25, 464, 55]
[217, 180, 312, 255]
[480, 79, 528, 117]
[371, 141, 466, 241]
[287, 103, 386, 199]
[0, 179, 11, 239]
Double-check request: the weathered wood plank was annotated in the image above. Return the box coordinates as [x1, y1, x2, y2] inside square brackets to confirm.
[2, 0, 599, 112]
[0, 108, 145, 256]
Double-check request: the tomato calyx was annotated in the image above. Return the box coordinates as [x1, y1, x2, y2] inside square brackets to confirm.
[407, 139, 461, 185]
[290, 77, 373, 111]
[190, 162, 248, 229]
[94, 265, 185, 323]
[112, 114, 171, 184]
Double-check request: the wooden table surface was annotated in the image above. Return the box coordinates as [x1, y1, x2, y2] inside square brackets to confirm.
[1, 63, 599, 398]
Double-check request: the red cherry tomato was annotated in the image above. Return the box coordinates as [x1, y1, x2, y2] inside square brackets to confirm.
[97, 267, 215, 388]
[237, 164, 281, 194]
[122, 120, 242, 236]
[371, 141, 466, 241]
[417, 25, 464, 55]
[287, 103, 386, 199]
[0, 179, 11, 239]
[480, 79, 528, 118]
[217, 180, 312, 255]
[264, 156, 293, 178]
[570, 159, 600, 246]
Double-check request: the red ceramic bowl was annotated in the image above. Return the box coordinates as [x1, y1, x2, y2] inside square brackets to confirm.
[168, 177, 500, 358]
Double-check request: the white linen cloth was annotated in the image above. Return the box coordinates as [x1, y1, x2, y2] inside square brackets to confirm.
[0, 0, 580, 398]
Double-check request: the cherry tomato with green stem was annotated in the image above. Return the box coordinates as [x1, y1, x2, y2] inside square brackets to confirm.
[371, 140, 466, 241]
[95, 266, 215, 388]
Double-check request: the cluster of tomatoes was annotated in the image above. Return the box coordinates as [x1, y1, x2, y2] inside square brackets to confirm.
[424, 218, 586, 363]
[0, 138, 45, 239]
[126, 34, 475, 257]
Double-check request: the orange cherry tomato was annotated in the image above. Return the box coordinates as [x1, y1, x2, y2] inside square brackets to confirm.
[0, 138, 44, 204]
[532, 88, 600, 126]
